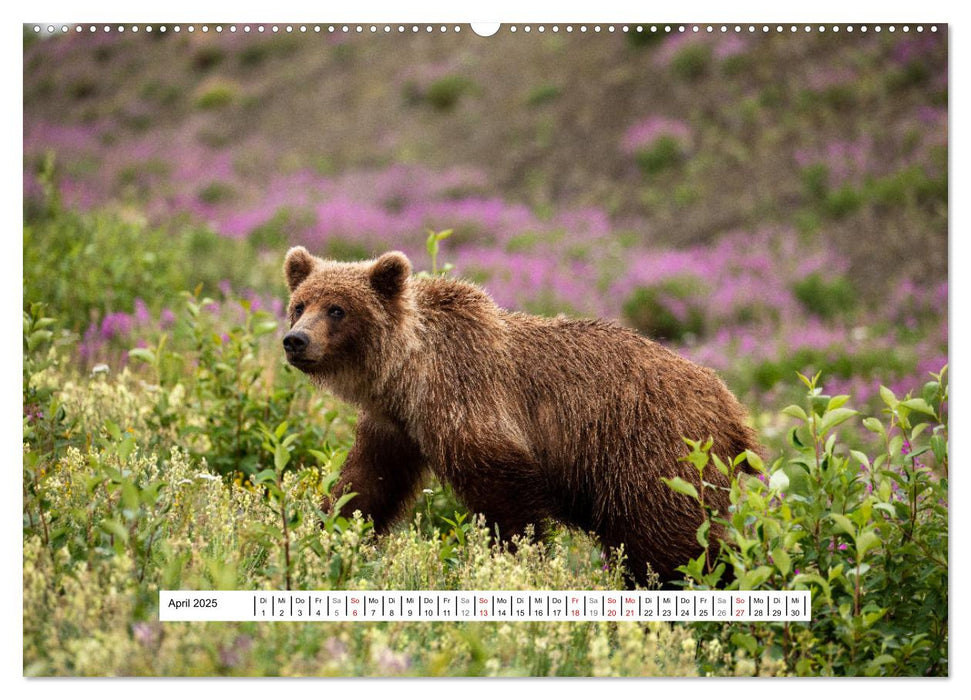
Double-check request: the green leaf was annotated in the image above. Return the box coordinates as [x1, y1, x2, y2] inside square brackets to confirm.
[850, 450, 870, 470]
[99, 518, 130, 544]
[127, 348, 156, 364]
[771, 547, 792, 577]
[930, 434, 947, 464]
[253, 320, 278, 336]
[829, 513, 856, 538]
[274, 443, 290, 471]
[738, 566, 774, 590]
[900, 398, 936, 416]
[660, 476, 699, 501]
[118, 437, 136, 463]
[120, 481, 140, 511]
[862, 417, 885, 435]
[252, 469, 276, 484]
[866, 655, 897, 674]
[695, 519, 711, 548]
[331, 491, 358, 514]
[888, 434, 903, 458]
[731, 632, 758, 656]
[879, 385, 898, 408]
[856, 530, 881, 558]
[744, 450, 765, 473]
[910, 422, 929, 442]
[27, 329, 53, 351]
[826, 395, 850, 411]
[818, 408, 858, 435]
[792, 572, 831, 601]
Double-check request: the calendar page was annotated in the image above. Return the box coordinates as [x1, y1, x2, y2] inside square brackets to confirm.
[22, 13, 948, 679]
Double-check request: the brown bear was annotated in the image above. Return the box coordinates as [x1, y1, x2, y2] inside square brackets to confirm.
[282, 246, 761, 586]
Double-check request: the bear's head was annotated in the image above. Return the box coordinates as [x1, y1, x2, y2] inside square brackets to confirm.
[282, 246, 415, 399]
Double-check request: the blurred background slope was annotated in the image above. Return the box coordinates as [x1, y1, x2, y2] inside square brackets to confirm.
[22, 26, 947, 408]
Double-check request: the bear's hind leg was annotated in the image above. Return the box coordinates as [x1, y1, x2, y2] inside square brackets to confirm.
[444, 451, 552, 551]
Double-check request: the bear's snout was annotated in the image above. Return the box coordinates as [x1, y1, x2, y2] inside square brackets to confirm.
[283, 330, 310, 356]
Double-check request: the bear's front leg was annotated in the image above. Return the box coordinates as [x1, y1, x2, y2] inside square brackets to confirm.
[322, 412, 427, 533]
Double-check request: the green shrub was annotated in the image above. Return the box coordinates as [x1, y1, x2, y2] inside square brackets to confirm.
[634, 136, 686, 175]
[423, 75, 474, 111]
[669, 370, 948, 676]
[671, 44, 712, 82]
[239, 43, 270, 68]
[127, 290, 336, 477]
[526, 83, 562, 107]
[748, 347, 914, 392]
[23, 198, 273, 334]
[324, 237, 372, 262]
[196, 84, 236, 110]
[792, 273, 856, 319]
[823, 185, 864, 219]
[198, 181, 236, 205]
[866, 166, 947, 209]
[623, 278, 705, 341]
[801, 164, 830, 201]
[626, 27, 665, 49]
[885, 60, 931, 92]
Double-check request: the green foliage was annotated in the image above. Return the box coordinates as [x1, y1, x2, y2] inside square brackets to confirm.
[23, 303, 78, 459]
[634, 135, 686, 175]
[526, 83, 562, 107]
[622, 278, 705, 341]
[128, 290, 334, 477]
[824, 185, 865, 219]
[747, 346, 914, 393]
[801, 164, 830, 201]
[422, 228, 454, 277]
[885, 60, 931, 93]
[625, 27, 665, 49]
[409, 75, 475, 112]
[192, 45, 225, 72]
[801, 163, 945, 222]
[246, 207, 317, 252]
[198, 181, 236, 204]
[21, 201, 948, 676]
[666, 370, 948, 676]
[792, 273, 856, 320]
[671, 44, 712, 82]
[323, 237, 372, 262]
[196, 83, 236, 110]
[23, 180, 277, 334]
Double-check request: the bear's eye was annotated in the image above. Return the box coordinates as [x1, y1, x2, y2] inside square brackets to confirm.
[328, 305, 345, 320]
[293, 302, 305, 318]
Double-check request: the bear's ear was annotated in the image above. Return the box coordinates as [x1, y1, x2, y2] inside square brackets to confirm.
[284, 246, 317, 292]
[370, 251, 412, 299]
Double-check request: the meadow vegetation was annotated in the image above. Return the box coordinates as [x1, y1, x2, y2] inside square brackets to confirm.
[23, 26, 947, 676]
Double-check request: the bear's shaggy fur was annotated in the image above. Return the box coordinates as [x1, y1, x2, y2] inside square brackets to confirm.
[282, 246, 761, 585]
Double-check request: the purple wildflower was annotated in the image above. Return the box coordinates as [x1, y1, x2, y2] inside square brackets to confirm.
[133, 298, 151, 325]
[160, 308, 176, 329]
[100, 312, 133, 340]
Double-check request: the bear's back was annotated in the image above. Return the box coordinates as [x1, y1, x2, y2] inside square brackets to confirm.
[409, 276, 755, 471]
